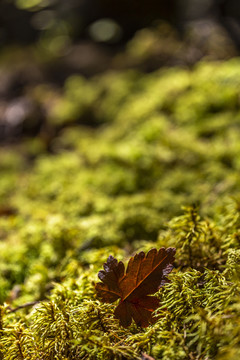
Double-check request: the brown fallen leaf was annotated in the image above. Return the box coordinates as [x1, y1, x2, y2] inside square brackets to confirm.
[95, 247, 176, 327]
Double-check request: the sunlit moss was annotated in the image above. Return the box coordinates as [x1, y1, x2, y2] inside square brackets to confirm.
[1, 59, 240, 358]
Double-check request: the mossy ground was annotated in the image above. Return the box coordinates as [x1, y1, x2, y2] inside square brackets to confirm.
[0, 59, 240, 359]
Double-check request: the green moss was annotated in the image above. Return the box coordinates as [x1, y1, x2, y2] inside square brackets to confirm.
[1, 58, 240, 358]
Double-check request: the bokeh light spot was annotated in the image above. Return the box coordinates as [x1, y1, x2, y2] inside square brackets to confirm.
[88, 18, 122, 43]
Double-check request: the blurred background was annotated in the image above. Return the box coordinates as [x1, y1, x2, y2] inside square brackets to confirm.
[1, 0, 240, 145]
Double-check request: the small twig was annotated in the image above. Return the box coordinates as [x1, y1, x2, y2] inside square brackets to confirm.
[7, 301, 40, 313]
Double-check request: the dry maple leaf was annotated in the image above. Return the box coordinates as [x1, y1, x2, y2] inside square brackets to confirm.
[95, 247, 176, 327]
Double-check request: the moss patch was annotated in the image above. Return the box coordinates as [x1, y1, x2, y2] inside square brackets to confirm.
[1, 59, 240, 359]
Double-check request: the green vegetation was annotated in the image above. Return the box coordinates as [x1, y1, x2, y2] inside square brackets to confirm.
[1, 58, 240, 359]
